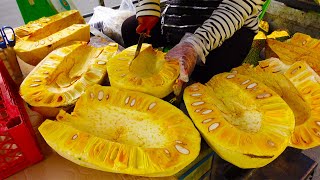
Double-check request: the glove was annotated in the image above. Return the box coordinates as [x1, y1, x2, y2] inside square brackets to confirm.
[165, 33, 204, 96]
[136, 16, 159, 35]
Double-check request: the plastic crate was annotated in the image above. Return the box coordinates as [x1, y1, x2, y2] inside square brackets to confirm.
[0, 60, 43, 179]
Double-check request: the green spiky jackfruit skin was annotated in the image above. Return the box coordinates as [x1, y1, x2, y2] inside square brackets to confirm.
[243, 39, 266, 66]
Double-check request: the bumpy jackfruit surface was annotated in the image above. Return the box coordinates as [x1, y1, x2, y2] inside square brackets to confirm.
[15, 24, 90, 65]
[254, 58, 320, 149]
[184, 73, 295, 168]
[20, 41, 118, 111]
[15, 10, 85, 38]
[39, 85, 201, 177]
[107, 44, 179, 98]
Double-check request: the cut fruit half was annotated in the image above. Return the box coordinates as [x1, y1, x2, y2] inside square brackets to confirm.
[285, 33, 320, 49]
[14, 24, 90, 65]
[20, 41, 118, 117]
[265, 34, 320, 74]
[39, 85, 200, 177]
[15, 10, 85, 38]
[184, 73, 295, 168]
[252, 58, 320, 149]
[107, 44, 179, 98]
[266, 30, 290, 41]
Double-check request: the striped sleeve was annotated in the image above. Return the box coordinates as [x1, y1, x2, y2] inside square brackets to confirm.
[136, 0, 161, 18]
[189, 0, 266, 63]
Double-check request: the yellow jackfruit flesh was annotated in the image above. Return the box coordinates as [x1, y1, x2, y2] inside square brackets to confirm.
[234, 58, 320, 149]
[184, 73, 295, 168]
[266, 30, 290, 40]
[259, 20, 269, 33]
[252, 58, 320, 149]
[107, 44, 180, 98]
[20, 41, 118, 116]
[39, 85, 201, 177]
[15, 24, 90, 65]
[266, 33, 320, 74]
[15, 10, 85, 38]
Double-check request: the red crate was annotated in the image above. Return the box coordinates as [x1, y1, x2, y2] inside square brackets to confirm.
[0, 60, 43, 179]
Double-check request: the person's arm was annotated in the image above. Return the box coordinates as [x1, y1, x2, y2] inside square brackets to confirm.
[188, 0, 266, 63]
[136, 0, 161, 17]
[135, 0, 160, 35]
[166, 0, 266, 94]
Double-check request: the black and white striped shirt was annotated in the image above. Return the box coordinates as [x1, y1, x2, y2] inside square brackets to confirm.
[136, 0, 266, 63]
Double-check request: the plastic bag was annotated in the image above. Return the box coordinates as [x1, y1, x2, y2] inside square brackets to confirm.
[119, 0, 136, 12]
[88, 0, 135, 46]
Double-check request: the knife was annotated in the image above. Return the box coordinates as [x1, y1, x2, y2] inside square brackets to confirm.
[129, 33, 148, 69]
[133, 33, 147, 59]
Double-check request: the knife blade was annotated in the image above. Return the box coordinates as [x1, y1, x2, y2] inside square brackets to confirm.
[133, 33, 147, 59]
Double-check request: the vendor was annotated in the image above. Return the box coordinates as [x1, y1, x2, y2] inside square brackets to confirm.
[121, 0, 266, 86]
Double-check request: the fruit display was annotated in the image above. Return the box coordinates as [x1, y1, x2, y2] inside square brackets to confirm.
[39, 85, 201, 177]
[9, 7, 320, 178]
[19, 41, 118, 117]
[184, 73, 295, 168]
[107, 43, 180, 98]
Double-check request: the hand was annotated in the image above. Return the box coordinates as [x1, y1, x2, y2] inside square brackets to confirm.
[165, 42, 197, 83]
[136, 16, 159, 35]
[165, 33, 201, 95]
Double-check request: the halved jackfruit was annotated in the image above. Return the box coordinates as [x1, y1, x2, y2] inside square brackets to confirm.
[107, 44, 179, 98]
[15, 10, 85, 38]
[259, 20, 269, 33]
[15, 24, 90, 66]
[286, 33, 320, 49]
[184, 73, 295, 168]
[254, 31, 267, 40]
[265, 34, 320, 74]
[254, 58, 320, 149]
[266, 30, 290, 41]
[39, 85, 201, 177]
[233, 63, 310, 135]
[20, 41, 118, 116]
